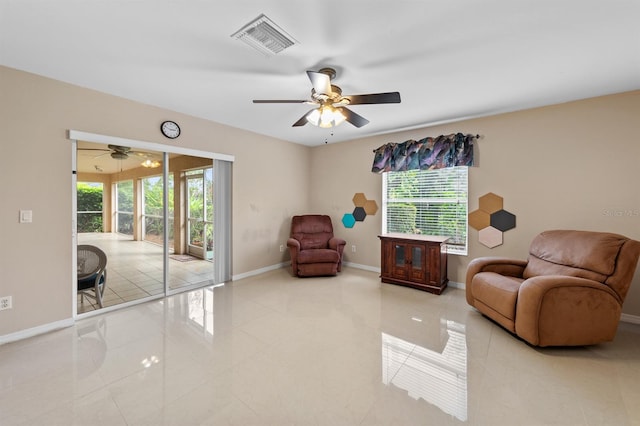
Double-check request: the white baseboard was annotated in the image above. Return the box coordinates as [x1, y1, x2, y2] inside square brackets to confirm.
[232, 261, 382, 280]
[621, 313, 640, 324]
[232, 262, 290, 281]
[448, 281, 464, 289]
[343, 262, 381, 273]
[0, 318, 74, 346]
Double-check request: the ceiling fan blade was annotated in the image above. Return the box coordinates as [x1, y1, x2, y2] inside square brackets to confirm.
[292, 110, 315, 127]
[346, 92, 401, 105]
[253, 99, 309, 103]
[110, 152, 129, 160]
[78, 148, 110, 151]
[108, 144, 132, 153]
[306, 71, 332, 96]
[341, 107, 370, 128]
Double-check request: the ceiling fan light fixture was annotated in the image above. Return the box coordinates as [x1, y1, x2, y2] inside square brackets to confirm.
[141, 159, 161, 168]
[307, 105, 346, 128]
[231, 14, 297, 56]
[306, 109, 321, 126]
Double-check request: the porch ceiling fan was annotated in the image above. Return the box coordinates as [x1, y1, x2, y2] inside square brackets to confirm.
[253, 67, 401, 128]
[78, 144, 153, 160]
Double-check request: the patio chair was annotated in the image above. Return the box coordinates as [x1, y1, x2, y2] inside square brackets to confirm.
[77, 244, 108, 308]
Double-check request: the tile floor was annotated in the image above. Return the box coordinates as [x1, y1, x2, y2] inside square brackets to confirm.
[3, 267, 640, 425]
[77, 233, 214, 313]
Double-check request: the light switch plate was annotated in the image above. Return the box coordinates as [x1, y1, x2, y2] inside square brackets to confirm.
[19, 210, 32, 223]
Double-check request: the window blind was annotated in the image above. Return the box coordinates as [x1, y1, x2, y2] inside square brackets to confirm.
[383, 166, 468, 255]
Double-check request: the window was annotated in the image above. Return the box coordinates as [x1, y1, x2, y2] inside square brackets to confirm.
[76, 182, 103, 232]
[383, 166, 468, 255]
[114, 180, 134, 235]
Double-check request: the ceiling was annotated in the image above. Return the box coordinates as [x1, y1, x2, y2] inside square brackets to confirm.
[2, 1, 639, 147]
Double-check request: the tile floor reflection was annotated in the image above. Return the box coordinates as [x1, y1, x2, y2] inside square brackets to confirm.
[381, 320, 467, 421]
[77, 233, 214, 313]
[2, 267, 640, 425]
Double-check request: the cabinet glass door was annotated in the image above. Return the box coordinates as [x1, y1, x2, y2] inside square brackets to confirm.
[395, 245, 406, 266]
[411, 246, 423, 270]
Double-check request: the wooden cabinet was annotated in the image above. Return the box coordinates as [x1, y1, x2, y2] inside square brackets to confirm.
[379, 234, 449, 295]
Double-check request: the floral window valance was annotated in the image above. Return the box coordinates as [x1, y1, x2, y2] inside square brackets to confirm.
[371, 133, 476, 173]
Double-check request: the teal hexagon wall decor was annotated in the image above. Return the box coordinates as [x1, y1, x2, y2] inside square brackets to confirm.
[342, 213, 356, 228]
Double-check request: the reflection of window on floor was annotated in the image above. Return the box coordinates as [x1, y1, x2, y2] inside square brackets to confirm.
[188, 288, 214, 336]
[381, 320, 467, 421]
[115, 180, 134, 235]
[77, 182, 103, 232]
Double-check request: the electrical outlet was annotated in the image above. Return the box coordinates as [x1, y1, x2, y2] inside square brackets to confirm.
[19, 210, 32, 223]
[352, 245, 356, 252]
[280, 244, 284, 252]
[0, 296, 12, 311]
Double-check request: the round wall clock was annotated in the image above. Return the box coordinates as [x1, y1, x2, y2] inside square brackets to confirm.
[161, 121, 180, 139]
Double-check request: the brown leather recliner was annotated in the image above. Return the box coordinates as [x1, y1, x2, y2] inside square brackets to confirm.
[466, 230, 640, 346]
[287, 215, 346, 277]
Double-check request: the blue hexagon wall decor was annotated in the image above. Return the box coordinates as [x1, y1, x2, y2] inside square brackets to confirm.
[342, 213, 356, 228]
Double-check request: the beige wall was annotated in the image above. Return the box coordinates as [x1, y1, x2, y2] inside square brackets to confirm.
[310, 90, 640, 316]
[2, 63, 640, 339]
[0, 65, 309, 336]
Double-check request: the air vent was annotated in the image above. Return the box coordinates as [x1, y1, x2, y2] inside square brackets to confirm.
[231, 14, 297, 56]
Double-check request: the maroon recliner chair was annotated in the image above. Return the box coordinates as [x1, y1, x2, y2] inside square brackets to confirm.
[287, 215, 346, 277]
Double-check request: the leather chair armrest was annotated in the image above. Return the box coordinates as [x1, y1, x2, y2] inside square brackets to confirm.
[518, 275, 622, 309]
[516, 276, 622, 346]
[466, 257, 528, 305]
[467, 257, 528, 280]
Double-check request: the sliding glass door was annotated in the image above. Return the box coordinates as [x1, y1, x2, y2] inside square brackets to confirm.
[72, 132, 233, 317]
[167, 158, 216, 292]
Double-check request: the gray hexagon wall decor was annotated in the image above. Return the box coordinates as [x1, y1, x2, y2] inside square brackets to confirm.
[490, 209, 516, 232]
[353, 207, 367, 222]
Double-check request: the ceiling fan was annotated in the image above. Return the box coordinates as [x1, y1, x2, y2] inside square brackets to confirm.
[253, 68, 401, 128]
[79, 144, 153, 160]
